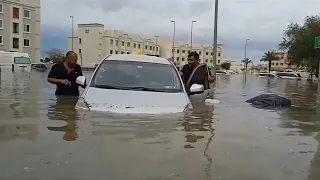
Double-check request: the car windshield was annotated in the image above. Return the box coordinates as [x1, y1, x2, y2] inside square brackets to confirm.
[14, 57, 31, 64]
[91, 60, 183, 93]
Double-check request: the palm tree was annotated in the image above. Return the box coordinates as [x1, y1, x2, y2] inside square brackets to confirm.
[241, 58, 252, 72]
[260, 51, 279, 73]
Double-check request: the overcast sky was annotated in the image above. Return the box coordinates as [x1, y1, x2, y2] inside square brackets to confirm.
[42, 0, 320, 62]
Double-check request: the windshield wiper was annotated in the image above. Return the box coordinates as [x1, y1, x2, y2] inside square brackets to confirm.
[94, 85, 123, 89]
[126, 86, 166, 92]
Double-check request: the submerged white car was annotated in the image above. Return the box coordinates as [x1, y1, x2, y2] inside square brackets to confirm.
[75, 54, 213, 114]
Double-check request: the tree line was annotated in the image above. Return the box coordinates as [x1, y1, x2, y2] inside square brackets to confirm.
[258, 15, 320, 77]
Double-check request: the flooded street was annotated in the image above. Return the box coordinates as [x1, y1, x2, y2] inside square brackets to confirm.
[0, 71, 319, 180]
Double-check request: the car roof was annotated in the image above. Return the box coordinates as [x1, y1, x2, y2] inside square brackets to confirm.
[104, 54, 171, 65]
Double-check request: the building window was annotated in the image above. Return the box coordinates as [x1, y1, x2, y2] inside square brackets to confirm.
[156, 47, 159, 51]
[280, 63, 283, 66]
[205, 59, 208, 62]
[218, 53, 220, 56]
[182, 50, 185, 53]
[24, 39, 30, 47]
[79, 49, 81, 54]
[138, 44, 141, 49]
[110, 39, 113, 45]
[0, 36, 3, 44]
[0, 19, 3, 29]
[79, 38, 82, 44]
[85, 29, 89, 33]
[272, 63, 274, 65]
[275, 63, 278, 66]
[24, 24, 30, 32]
[115, 40, 118, 46]
[110, 50, 113, 54]
[206, 52, 208, 55]
[122, 41, 125, 46]
[150, 46, 152, 50]
[13, 7, 19, 19]
[133, 43, 136, 48]
[188, 50, 190, 54]
[176, 57, 179, 61]
[12, 38, 19, 48]
[127, 42, 130, 47]
[24, 10, 31, 18]
[182, 58, 185, 61]
[127, 52, 130, 54]
[145, 45, 147, 50]
[121, 51, 124, 54]
[0, 4, 3, 13]
[13, 22, 19, 33]
[172, 49, 175, 53]
[211, 52, 213, 55]
[199, 51, 201, 55]
[115, 51, 118, 54]
[218, 60, 220, 64]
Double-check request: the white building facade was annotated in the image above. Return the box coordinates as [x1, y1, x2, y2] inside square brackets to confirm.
[68, 23, 227, 69]
[0, 0, 41, 63]
[68, 23, 160, 68]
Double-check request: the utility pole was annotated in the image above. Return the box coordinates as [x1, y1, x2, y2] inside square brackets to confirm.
[212, 0, 219, 77]
[155, 36, 159, 56]
[191, 21, 196, 50]
[171, 21, 175, 59]
[70, 15, 74, 51]
[245, 38, 249, 60]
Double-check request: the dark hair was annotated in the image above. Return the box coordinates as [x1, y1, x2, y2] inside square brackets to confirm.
[188, 51, 199, 60]
[66, 51, 76, 57]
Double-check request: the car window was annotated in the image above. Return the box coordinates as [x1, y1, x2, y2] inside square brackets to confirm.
[90, 60, 183, 93]
[186, 64, 209, 92]
[14, 57, 31, 64]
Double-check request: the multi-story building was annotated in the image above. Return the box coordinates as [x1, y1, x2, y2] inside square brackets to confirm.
[68, 23, 160, 68]
[270, 51, 296, 71]
[0, 0, 41, 63]
[67, 23, 227, 68]
[171, 43, 226, 69]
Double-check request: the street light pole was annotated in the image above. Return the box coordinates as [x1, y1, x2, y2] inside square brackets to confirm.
[245, 38, 249, 59]
[171, 21, 175, 59]
[191, 21, 196, 50]
[155, 36, 159, 56]
[212, 0, 218, 77]
[70, 15, 74, 51]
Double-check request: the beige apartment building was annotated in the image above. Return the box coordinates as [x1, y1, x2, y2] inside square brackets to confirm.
[0, 0, 41, 63]
[68, 23, 226, 68]
[68, 23, 160, 68]
[270, 51, 296, 71]
[172, 43, 226, 68]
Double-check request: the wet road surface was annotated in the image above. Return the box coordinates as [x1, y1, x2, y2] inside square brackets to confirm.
[0, 71, 319, 180]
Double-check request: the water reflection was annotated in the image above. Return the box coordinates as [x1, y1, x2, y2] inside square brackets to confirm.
[183, 104, 215, 148]
[46, 97, 79, 141]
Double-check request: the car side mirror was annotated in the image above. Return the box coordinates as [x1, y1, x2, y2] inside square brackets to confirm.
[76, 76, 86, 86]
[190, 84, 204, 94]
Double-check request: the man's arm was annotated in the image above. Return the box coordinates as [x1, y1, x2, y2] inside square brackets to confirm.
[47, 65, 68, 85]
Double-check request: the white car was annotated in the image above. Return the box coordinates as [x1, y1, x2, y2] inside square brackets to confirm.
[75, 54, 213, 114]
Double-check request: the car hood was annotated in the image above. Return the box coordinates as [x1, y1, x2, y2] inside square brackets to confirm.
[78, 87, 189, 114]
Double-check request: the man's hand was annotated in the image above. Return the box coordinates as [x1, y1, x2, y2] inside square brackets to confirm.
[59, 79, 71, 86]
[179, 71, 183, 76]
[208, 76, 215, 83]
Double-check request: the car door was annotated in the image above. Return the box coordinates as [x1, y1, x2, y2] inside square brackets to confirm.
[186, 64, 210, 103]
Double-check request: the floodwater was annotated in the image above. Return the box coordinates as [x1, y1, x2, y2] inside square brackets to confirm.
[0, 71, 319, 180]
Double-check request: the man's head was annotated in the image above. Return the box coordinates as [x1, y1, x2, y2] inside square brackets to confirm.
[65, 51, 78, 67]
[188, 51, 200, 68]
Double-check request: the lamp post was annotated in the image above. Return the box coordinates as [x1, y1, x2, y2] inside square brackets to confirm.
[171, 21, 176, 59]
[212, 0, 218, 77]
[245, 38, 249, 60]
[70, 15, 74, 51]
[190, 20, 196, 50]
[155, 35, 159, 56]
